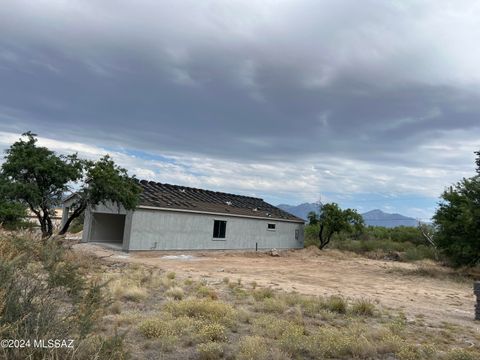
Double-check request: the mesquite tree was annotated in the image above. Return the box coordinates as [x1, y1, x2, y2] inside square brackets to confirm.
[1, 132, 141, 237]
[312, 203, 364, 249]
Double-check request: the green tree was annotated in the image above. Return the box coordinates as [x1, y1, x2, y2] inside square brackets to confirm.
[0, 175, 27, 227]
[1, 132, 141, 237]
[433, 176, 480, 266]
[317, 203, 364, 249]
[58, 155, 142, 235]
[307, 211, 318, 225]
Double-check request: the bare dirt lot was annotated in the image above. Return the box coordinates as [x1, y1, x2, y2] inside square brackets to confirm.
[75, 243, 478, 330]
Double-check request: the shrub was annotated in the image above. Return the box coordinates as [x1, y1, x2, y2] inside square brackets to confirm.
[237, 336, 269, 360]
[252, 315, 291, 339]
[166, 271, 176, 279]
[198, 323, 227, 342]
[165, 286, 184, 300]
[197, 285, 218, 300]
[252, 287, 275, 301]
[278, 324, 307, 355]
[254, 297, 287, 314]
[197, 342, 224, 360]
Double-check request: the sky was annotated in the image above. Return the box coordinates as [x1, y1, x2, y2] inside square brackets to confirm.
[1, 0, 480, 220]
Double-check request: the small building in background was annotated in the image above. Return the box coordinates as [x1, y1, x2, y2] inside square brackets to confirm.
[74, 180, 304, 251]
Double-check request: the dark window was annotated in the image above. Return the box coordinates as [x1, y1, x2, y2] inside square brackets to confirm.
[213, 220, 227, 238]
[267, 223, 276, 230]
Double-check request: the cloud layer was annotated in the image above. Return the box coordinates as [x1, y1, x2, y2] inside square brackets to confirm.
[1, 1, 480, 218]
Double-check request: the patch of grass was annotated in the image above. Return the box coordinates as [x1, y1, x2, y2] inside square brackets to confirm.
[308, 325, 377, 359]
[164, 299, 237, 328]
[197, 342, 224, 360]
[113, 284, 148, 302]
[166, 271, 176, 279]
[350, 298, 376, 316]
[324, 295, 347, 314]
[444, 348, 479, 360]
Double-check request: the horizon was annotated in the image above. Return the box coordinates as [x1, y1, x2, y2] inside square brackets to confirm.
[2, 1, 480, 221]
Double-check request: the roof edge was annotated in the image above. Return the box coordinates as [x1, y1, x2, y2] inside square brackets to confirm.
[137, 205, 305, 223]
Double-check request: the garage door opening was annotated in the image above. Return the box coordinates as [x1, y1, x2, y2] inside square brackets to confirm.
[90, 213, 126, 246]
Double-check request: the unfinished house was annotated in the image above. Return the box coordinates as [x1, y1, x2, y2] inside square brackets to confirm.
[73, 180, 304, 251]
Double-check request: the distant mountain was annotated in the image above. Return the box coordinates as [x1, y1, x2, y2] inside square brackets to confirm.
[277, 203, 319, 220]
[361, 209, 418, 228]
[277, 203, 418, 228]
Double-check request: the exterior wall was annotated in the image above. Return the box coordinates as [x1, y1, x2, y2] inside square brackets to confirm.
[127, 209, 304, 251]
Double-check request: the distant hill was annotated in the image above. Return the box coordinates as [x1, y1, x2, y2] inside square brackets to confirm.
[277, 203, 319, 220]
[277, 203, 418, 228]
[361, 209, 418, 228]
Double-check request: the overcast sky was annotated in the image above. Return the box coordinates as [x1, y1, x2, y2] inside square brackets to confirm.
[1, 0, 479, 219]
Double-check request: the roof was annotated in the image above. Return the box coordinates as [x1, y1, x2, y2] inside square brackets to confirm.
[138, 180, 304, 223]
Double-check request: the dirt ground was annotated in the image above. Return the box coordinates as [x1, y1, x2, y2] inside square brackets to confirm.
[74, 243, 478, 330]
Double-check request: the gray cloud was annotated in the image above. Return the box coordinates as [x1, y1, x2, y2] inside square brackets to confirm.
[0, 0, 480, 213]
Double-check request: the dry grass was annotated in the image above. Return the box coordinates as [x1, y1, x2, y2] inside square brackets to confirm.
[5, 228, 477, 360]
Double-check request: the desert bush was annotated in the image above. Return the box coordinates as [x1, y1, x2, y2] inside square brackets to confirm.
[166, 271, 176, 279]
[0, 231, 120, 360]
[252, 315, 291, 339]
[198, 322, 227, 342]
[402, 245, 438, 261]
[166, 286, 185, 300]
[197, 341, 224, 360]
[254, 297, 287, 314]
[278, 324, 307, 356]
[197, 285, 219, 300]
[237, 336, 269, 360]
[252, 287, 275, 301]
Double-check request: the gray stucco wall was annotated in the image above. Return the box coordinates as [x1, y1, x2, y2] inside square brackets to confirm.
[83, 204, 304, 251]
[128, 208, 304, 251]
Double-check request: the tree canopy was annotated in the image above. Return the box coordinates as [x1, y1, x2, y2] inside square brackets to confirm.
[1, 132, 141, 237]
[433, 172, 480, 267]
[311, 203, 364, 249]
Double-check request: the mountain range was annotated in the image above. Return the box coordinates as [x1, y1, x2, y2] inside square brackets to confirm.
[277, 203, 418, 228]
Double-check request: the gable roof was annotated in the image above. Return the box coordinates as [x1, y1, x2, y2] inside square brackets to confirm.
[138, 180, 304, 223]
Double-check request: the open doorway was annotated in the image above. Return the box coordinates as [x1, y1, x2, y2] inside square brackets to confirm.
[90, 213, 126, 247]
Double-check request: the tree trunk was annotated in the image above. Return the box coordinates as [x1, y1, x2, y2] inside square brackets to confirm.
[58, 204, 86, 235]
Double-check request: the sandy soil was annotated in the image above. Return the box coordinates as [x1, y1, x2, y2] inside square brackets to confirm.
[74, 243, 478, 330]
